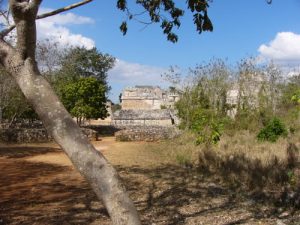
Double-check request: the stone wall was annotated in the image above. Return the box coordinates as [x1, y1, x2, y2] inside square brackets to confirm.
[0, 124, 179, 143]
[0, 127, 98, 143]
[115, 126, 180, 142]
[0, 128, 51, 143]
[113, 109, 178, 127]
[113, 118, 173, 127]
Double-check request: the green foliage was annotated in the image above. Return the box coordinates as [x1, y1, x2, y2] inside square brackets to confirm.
[0, 45, 115, 125]
[231, 109, 271, 132]
[173, 58, 300, 144]
[279, 75, 300, 111]
[291, 89, 300, 104]
[174, 59, 230, 144]
[60, 77, 108, 122]
[116, 0, 213, 43]
[55, 47, 115, 91]
[176, 93, 225, 145]
[190, 109, 224, 145]
[257, 117, 288, 142]
[51, 47, 115, 124]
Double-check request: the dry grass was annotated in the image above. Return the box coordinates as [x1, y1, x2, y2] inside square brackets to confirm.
[145, 132, 201, 166]
[217, 130, 299, 164]
[148, 131, 300, 193]
[152, 130, 300, 165]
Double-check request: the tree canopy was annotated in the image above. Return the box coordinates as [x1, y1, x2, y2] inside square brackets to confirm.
[58, 47, 115, 85]
[54, 46, 113, 123]
[60, 77, 108, 124]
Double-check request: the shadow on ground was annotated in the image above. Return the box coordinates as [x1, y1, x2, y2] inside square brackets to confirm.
[0, 149, 299, 225]
[118, 165, 300, 225]
[0, 146, 61, 158]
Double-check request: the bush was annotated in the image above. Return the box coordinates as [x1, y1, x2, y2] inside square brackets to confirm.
[257, 117, 288, 142]
[189, 109, 225, 145]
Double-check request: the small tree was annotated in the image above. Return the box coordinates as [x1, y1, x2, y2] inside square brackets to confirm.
[61, 77, 108, 125]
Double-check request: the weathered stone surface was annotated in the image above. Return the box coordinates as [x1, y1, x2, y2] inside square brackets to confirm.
[0, 127, 99, 143]
[115, 126, 181, 142]
[0, 128, 51, 143]
[111, 86, 181, 141]
[113, 109, 179, 127]
[114, 109, 172, 120]
[121, 86, 179, 110]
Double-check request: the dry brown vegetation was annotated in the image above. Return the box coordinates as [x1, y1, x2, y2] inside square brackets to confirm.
[1, 135, 300, 224]
[149, 131, 300, 207]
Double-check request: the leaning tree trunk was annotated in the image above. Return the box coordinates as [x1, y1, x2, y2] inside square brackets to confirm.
[11, 58, 141, 225]
[0, 0, 141, 224]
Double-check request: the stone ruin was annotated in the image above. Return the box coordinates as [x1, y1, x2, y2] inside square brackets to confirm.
[113, 109, 176, 127]
[120, 85, 180, 110]
[112, 86, 181, 141]
[0, 126, 99, 143]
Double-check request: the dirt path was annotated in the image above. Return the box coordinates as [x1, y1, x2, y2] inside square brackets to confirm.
[0, 138, 299, 225]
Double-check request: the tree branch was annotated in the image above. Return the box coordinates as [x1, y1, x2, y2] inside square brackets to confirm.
[36, 0, 93, 20]
[0, 0, 93, 38]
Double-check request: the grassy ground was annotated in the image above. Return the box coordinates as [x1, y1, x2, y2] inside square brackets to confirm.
[0, 136, 300, 224]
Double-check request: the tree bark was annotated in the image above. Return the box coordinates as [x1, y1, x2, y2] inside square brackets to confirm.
[0, 1, 141, 224]
[10, 59, 141, 224]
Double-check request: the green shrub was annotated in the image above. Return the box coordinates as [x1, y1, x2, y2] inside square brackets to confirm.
[257, 117, 288, 142]
[190, 109, 225, 145]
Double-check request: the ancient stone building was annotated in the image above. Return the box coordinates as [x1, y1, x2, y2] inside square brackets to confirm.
[120, 86, 180, 110]
[110, 86, 181, 141]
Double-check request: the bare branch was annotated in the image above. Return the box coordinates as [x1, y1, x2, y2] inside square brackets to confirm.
[0, 0, 93, 38]
[36, 0, 93, 20]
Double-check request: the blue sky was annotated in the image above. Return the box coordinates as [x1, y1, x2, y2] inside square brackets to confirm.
[38, 0, 300, 102]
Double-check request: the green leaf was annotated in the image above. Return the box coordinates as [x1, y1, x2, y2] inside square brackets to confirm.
[120, 21, 128, 35]
[117, 0, 126, 11]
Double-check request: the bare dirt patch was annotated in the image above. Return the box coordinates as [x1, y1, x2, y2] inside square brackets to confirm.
[0, 137, 299, 225]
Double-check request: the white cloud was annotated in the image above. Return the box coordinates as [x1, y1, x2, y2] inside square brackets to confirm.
[109, 59, 168, 84]
[108, 59, 170, 102]
[36, 8, 95, 49]
[258, 32, 300, 65]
